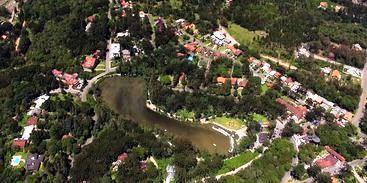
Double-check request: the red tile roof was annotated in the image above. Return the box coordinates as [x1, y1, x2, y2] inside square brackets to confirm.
[184, 43, 198, 52]
[230, 78, 238, 85]
[276, 98, 307, 120]
[87, 15, 95, 22]
[217, 77, 227, 84]
[13, 139, 27, 149]
[63, 73, 79, 86]
[316, 154, 338, 168]
[227, 45, 242, 56]
[275, 72, 282, 78]
[118, 153, 128, 162]
[325, 146, 345, 162]
[52, 69, 63, 77]
[27, 116, 38, 126]
[247, 57, 255, 63]
[82, 56, 97, 69]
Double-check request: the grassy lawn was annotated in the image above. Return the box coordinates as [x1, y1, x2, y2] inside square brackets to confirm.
[252, 113, 267, 122]
[170, 0, 182, 9]
[217, 151, 259, 174]
[176, 109, 195, 120]
[95, 61, 105, 71]
[19, 115, 30, 127]
[227, 22, 265, 48]
[260, 84, 268, 95]
[12, 152, 28, 169]
[156, 158, 173, 180]
[211, 116, 245, 130]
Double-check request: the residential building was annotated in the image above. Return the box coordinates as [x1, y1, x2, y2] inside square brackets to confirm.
[13, 139, 27, 149]
[21, 125, 35, 140]
[276, 98, 307, 122]
[26, 116, 38, 126]
[25, 154, 44, 172]
[122, 49, 131, 60]
[111, 43, 121, 58]
[82, 56, 97, 69]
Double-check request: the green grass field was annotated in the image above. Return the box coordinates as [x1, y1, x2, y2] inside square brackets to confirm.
[156, 158, 173, 180]
[170, 0, 182, 9]
[227, 22, 265, 48]
[217, 151, 259, 174]
[176, 109, 195, 121]
[252, 113, 267, 122]
[260, 84, 268, 95]
[211, 116, 244, 130]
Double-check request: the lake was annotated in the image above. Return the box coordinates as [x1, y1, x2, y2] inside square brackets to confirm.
[98, 77, 230, 154]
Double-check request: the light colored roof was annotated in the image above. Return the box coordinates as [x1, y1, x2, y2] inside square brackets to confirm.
[213, 31, 226, 40]
[111, 43, 121, 54]
[22, 125, 35, 140]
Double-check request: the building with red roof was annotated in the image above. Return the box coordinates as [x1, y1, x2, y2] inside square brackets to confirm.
[325, 146, 345, 162]
[52, 69, 63, 78]
[82, 56, 97, 69]
[184, 42, 198, 52]
[316, 154, 338, 168]
[274, 72, 282, 78]
[227, 45, 242, 56]
[230, 78, 238, 85]
[63, 73, 79, 86]
[26, 116, 38, 126]
[276, 98, 307, 121]
[217, 77, 227, 84]
[13, 139, 27, 149]
[87, 15, 96, 22]
[247, 57, 256, 63]
[120, 0, 130, 8]
[118, 153, 128, 162]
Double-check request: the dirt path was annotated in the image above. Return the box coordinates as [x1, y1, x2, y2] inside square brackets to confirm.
[215, 154, 262, 180]
[260, 54, 298, 70]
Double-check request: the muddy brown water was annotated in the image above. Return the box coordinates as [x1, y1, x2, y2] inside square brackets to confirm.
[99, 77, 230, 154]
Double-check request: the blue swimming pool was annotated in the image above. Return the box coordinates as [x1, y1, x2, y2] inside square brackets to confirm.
[11, 156, 21, 166]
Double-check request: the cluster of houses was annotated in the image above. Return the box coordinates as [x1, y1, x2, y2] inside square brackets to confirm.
[11, 95, 49, 172]
[175, 19, 199, 35]
[318, 1, 345, 12]
[52, 69, 84, 90]
[314, 146, 346, 175]
[296, 43, 363, 79]
[111, 152, 147, 172]
[248, 57, 353, 125]
[292, 133, 346, 175]
[180, 41, 224, 61]
[216, 76, 248, 89]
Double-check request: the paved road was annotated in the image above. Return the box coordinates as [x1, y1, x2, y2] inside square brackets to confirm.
[81, 0, 116, 102]
[352, 60, 367, 129]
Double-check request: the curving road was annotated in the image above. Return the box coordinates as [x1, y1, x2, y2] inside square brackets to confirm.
[352, 58, 367, 138]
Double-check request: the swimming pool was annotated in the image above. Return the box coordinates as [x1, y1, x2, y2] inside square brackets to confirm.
[11, 156, 21, 166]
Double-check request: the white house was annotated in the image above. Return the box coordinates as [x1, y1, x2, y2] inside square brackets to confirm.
[110, 43, 121, 59]
[22, 125, 35, 140]
[27, 95, 50, 116]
